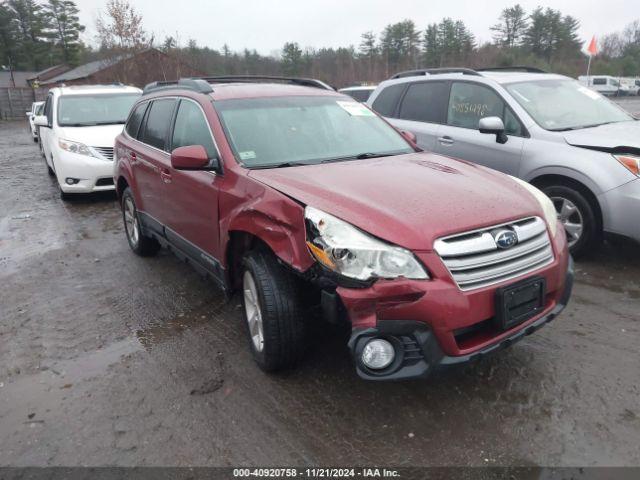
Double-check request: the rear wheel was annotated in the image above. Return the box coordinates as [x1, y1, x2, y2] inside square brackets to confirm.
[121, 187, 159, 256]
[241, 249, 306, 372]
[542, 184, 600, 257]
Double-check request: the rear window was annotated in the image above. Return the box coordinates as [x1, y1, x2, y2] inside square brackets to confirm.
[343, 89, 373, 102]
[139, 99, 177, 151]
[398, 81, 449, 123]
[371, 84, 405, 118]
[126, 102, 147, 139]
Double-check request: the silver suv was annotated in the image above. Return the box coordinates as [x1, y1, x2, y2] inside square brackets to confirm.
[368, 67, 640, 256]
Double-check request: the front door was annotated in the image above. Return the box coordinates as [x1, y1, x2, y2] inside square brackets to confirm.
[162, 99, 222, 272]
[435, 81, 525, 176]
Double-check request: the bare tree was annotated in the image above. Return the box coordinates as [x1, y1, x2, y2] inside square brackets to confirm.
[95, 0, 149, 52]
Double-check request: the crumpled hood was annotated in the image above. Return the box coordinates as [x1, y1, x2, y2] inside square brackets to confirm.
[249, 153, 544, 251]
[562, 120, 640, 151]
[58, 124, 124, 148]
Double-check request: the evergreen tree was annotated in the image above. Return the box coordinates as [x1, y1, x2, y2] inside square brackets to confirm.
[491, 4, 528, 48]
[46, 0, 84, 64]
[281, 41, 302, 75]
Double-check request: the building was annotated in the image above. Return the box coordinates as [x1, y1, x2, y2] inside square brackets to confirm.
[27, 65, 72, 88]
[0, 70, 37, 88]
[40, 48, 205, 88]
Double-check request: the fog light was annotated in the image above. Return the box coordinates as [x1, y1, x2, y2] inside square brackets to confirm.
[65, 178, 79, 185]
[361, 338, 395, 370]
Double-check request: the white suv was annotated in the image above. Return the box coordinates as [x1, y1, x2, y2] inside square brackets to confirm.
[36, 85, 141, 200]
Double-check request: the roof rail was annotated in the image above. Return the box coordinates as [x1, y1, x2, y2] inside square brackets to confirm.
[478, 66, 547, 73]
[198, 75, 334, 91]
[391, 68, 480, 79]
[142, 78, 213, 95]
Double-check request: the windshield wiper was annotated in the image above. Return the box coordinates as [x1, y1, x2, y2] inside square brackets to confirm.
[320, 151, 402, 164]
[249, 161, 313, 169]
[550, 121, 620, 132]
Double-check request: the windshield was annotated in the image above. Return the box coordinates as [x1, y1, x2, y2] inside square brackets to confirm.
[505, 79, 633, 131]
[57, 93, 140, 127]
[215, 96, 414, 168]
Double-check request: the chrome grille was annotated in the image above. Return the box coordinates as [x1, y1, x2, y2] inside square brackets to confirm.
[434, 217, 554, 291]
[92, 146, 114, 161]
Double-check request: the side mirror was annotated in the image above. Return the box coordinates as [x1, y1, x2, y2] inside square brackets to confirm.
[171, 145, 220, 172]
[34, 115, 49, 127]
[400, 130, 417, 144]
[479, 116, 508, 144]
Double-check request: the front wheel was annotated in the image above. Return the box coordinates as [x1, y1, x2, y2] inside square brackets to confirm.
[241, 250, 306, 372]
[121, 187, 159, 256]
[542, 184, 601, 257]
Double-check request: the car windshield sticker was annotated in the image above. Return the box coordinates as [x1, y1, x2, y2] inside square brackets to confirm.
[239, 151, 257, 161]
[577, 86, 601, 100]
[336, 101, 375, 117]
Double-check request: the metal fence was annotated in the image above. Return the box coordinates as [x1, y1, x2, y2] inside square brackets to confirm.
[0, 87, 47, 120]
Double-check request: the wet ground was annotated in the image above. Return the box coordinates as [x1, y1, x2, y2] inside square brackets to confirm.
[0, 120, 638, 467]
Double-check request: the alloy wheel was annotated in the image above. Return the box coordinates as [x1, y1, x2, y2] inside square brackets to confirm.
[243, 271, 264, 352]
[551, 196, 584, 248]
[123, 197, 139, 247]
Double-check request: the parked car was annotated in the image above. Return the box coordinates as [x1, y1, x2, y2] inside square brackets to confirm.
[578, 75, 630, 96]
[368, 67, 640, 257]
[114, 76, 572, 381]
[620, 77, 640, 96]
[25, 101, 44, 142]
[338, 85, 377, 102]
[35, 84, 142, 200]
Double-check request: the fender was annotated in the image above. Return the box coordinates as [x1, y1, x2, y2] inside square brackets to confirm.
[524, 165, 603, 196]
[221, 180, 315, 273]
[114, 142, 142, 207]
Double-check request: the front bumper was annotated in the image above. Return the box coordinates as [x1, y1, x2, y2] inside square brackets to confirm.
[55, 149, 115, 193]
[343, 229, 573, 381]
[599, 178, 640, 243]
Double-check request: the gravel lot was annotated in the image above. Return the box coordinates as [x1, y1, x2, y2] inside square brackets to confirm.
[0, 119, 639, 467]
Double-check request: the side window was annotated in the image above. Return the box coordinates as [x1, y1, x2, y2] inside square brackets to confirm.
[447, 82, 522, 136]
[593, 78, 606, 85]
[126, 102, 147, 139]
[44, 95, 53, 124]
[171, 100, 216, 157]
[371, 83, 405, 118]
[139, 99, 177, 151]
[398, 81, 449, 124]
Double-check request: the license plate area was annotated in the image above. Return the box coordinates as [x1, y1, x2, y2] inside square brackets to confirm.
[495, 276, 546, 331]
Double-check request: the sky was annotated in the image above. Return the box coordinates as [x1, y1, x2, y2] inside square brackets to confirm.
[74, 0, 636, 55]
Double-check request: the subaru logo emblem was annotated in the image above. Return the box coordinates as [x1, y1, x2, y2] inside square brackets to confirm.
[495, 230, 518, 249]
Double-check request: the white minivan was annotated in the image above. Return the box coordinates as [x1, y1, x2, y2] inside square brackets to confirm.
[578, 75, 630, 97]
[35, 85, 141, 200]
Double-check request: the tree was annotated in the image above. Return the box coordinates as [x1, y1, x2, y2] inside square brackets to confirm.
[0, 2, 20, 71]
[491, 4, 528, 48]
[359, 31, 377, 78]
[523, 7, 581, 62]
[46, 0, 84, 64]
[95, 0, 148, 52]
[281, 41, 302, 75]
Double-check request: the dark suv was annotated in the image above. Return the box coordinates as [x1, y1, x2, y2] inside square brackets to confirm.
[114, 76, 573, 381]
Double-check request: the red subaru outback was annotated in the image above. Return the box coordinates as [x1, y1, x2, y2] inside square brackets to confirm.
[114, 76, 573, 381]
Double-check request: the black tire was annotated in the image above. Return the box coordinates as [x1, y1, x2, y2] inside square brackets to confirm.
[241, 249, 306, 372]
[33, 137, 38, 143]
[541, 184, 601, 258]
[121, 187, 160, 257]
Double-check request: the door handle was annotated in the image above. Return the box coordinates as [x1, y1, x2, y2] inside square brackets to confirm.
[438, 136, 454, 146]
[160, 169, 172, 184]
[129, 152, 137, 162]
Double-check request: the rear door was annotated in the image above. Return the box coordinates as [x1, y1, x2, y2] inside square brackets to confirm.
[434, 81, 525, 176]
[162, 98, 223, 271]
[134, 98, 177, 229]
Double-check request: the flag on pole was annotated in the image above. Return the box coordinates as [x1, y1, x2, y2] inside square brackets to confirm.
[587, 36, 597, 56]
